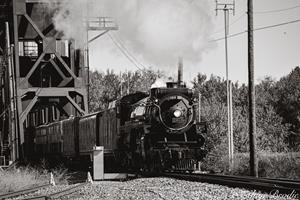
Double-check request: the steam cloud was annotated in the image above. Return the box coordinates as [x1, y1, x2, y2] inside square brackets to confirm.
[44, 0, 214, 67]
[151, 78, 168, 89]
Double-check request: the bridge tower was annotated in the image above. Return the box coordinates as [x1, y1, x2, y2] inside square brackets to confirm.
[0, 0, 117, 164]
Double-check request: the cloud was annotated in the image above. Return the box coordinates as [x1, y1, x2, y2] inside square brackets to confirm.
[44, 0, 215, 68]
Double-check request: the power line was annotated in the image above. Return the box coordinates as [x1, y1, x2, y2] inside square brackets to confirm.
[108, 33, 143, 70]
[211, 18, 300, 42]
[254, 18, 300, 31]
[212, 4, 300, 36]
[111, 33, 147, 69]
[254, 4, 300, 14]
[212, 12, 246, 35]
[108, 33, 142, 70]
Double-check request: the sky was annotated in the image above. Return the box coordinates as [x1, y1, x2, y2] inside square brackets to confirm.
[86, 0, 300, 84]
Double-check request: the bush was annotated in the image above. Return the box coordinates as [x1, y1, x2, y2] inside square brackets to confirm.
[0, 164, 70, 193]
[51, 164, 70, 185]
[257, 152, 300, 179]
[0, 167, 47, 193]
[202, 151, 300, 179]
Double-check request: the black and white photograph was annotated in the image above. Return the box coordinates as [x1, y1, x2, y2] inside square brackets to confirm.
[0, 0, 299, 199]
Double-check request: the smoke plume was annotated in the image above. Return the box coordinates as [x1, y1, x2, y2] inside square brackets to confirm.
[44, 0, 215, 67]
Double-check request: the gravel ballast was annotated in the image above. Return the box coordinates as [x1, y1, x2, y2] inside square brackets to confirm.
[67, 177, 298, 200]
[7, 177, 298, 200]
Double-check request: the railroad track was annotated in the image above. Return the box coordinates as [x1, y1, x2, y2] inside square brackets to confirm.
[0, 183, 52, 200]
[22, 182, 88, 200]
[161, 172, 300, 196]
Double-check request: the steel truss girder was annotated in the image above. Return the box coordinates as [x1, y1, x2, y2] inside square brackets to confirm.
[11, 0, 88, 148]
[18, 16, 77, 87]
[19, 87, 87, 123]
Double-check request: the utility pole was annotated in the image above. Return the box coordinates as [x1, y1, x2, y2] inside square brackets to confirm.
[84, 0, 118, 112]
[215, 0, 235, 171]
[247, 0, 258, 177]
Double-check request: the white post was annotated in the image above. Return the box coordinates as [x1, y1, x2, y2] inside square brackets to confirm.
[50, 172, 56, 186]
[86, 172, 93, 183]
[93, 146, 104, 180]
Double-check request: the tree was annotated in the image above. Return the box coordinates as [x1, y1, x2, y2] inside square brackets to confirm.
[89, 70, 105, 112]
[120, 68, 165, 95]
[274, 67, 300, 131]
[192, 73, 290, 154]
[89, 68, 165, 112]
[101, 69, 121, 107]
[192, 74, 228, 152]
[273, 67, 300, 149]
[89, 69, 120, 111]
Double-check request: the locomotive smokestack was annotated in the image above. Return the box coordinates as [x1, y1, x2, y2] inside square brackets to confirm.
[178, 57, 183, 85]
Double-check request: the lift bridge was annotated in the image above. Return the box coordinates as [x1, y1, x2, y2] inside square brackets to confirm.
[0, 0, 117, 166]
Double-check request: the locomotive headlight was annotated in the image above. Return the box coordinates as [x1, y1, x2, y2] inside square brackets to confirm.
[173, 110, 182, 118]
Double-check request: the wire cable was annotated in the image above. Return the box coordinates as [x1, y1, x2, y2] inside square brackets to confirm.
[212, 12, 247, 35]
[254, 4, 300, 14]
[212, 4, 300, 36]
[254, 19, 300, 31]
[111, 33, 147, 69]
[210, 18, 300, 42]
[108, 33, 142, 70]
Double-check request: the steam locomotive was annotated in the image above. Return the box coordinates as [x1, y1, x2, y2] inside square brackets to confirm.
[29, 68, 207, 173]
[116, 81, 207, 172]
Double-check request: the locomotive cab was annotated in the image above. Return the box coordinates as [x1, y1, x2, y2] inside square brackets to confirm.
[117, 92, 148, 125]
[129, 97, 149, 122]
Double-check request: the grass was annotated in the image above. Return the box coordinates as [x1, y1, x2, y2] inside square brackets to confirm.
[0, 163, 70, 194]
[0, 166, 48, 193]
[257, 152, 300, 179]
[202, 151, 300, 179]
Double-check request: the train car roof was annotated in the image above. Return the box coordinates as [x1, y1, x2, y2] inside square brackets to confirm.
[131, 96, 150, 107]
[119, 92, 148, 105]
[35, 120, 61, 129]
[35, 124, 49, 129]
[79, 111, 101, 119]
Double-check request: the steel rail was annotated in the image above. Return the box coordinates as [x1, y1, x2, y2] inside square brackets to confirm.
[161, 172, 300, 195]
[0, 183, 51, 199]
[193, 173, 300, 190]
[23, 182, 88, 200]
[262, 177, 300, 183]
